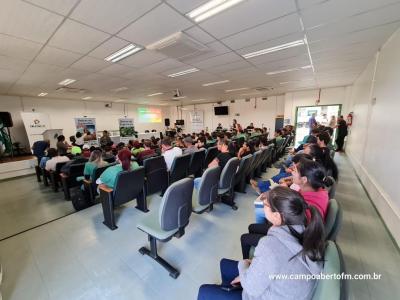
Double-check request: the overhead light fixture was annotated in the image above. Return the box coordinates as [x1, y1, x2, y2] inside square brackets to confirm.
[266, 65, 312, 75]
[58, 78, 76, 86]
[202, 80, 230, 87]
[111, 86, 129, 92]
[147, 92, 163, 97]
[242, 40, 305, 59]
[82, 96, 92, 100]
[38, 92, 48, 97]
[168, 68, 199, 77]
[173, 96, 186, 99]
[187, 0, 245, 23]
[114, 99, 126, 102]
[225, 87, 249, 92]
[104, 44, 142, 63]
[192, 99, 206, 102]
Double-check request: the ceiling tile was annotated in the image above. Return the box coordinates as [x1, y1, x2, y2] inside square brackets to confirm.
[242, 45, 309, 66]
[0, 34, 43, 60]
[142, 58, 188, 74]
[180, 40, 230, 64]
[87, 37, 132, 60]
[222, 13, 302, 50]
[307, 3, 400, 42]
[0, 0, 63, 43]
[48, 19, 110, 54]
[118, 49, 166, 68]
[35, 46, 83, 67]
[184, 26, 215, 44]
[206, 60, 253, 75]
[301, 0, 400, 29]
[117, 3, 193, 46]
[198, 0, 297, 39]
[24, 0, 79, 15]
[70, 0, 161, 34]
[0, 55, 31, 75]
[98, 64, 138, 78]
[297, 0, 327, 9]
[166, 0, 209, 14]
[190, 52, 242, 69]
[70, 56, 111, 72]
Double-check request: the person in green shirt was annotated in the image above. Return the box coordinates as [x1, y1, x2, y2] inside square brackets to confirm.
[98, 149, 139, 189]
[131, 140, 144, 157]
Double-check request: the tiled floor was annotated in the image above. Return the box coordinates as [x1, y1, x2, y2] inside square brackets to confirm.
[0, 154, 399, 300]
[0, 176, 75, 240]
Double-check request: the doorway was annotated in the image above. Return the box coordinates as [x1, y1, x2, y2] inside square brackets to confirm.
[294, 104, 341, 146]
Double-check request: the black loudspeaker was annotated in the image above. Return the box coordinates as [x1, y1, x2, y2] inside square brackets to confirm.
[0, 112, 13, 127]
[164, 118, 170, 127]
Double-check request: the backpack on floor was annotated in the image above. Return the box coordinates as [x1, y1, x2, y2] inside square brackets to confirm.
[70, 186, 92, 211]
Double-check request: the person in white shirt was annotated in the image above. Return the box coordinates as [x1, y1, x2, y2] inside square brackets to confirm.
[161, 137, 182, 171]
[45, 149, 70, 171]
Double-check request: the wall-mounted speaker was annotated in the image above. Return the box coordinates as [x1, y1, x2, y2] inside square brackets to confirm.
[0, 112, 13, 127]
[164, 118, 170, 127]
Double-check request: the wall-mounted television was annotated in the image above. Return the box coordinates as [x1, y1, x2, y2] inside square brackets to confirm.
[176, 119, 184, 125]
[214, 106, 229, 115]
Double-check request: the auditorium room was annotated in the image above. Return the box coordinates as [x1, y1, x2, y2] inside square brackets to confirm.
[1, 0, 400, 299]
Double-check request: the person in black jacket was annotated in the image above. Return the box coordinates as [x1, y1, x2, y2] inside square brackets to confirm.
[335, 115, 348, 152]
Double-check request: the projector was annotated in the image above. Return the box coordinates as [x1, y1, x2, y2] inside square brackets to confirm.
[174, 89, 182, 98]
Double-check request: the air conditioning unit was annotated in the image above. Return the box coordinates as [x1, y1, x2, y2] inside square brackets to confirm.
[146, 32, 208, 60]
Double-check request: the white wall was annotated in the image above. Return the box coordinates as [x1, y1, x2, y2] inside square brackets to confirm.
[283, 86, 353, 124]
[0, 95, 170, 149]
[346, 28, 400, 245]
[169, 95, 285, 133]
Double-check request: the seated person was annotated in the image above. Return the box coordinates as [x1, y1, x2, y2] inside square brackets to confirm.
[32, 139, 50, 165]
[45, 150, 70, 172]
[60, 147, 87, 174]
[75, 131, 84, 148]
[183, 136, 198, 154]
[82, 150, 108, 179]
[216, 123, 223, 131]
[136, 139, 156, 164]
[251, 153, 310, 195]
[56, 135, 69, 156]
[131, 140, 144, 157]
[305, 144, 338, 182]
[208, 140, 233, 170]
[195, 136, 206, 149]
[39, 147, 56, 169]
[102, 144, 115, 162]
[161, 137, 183, 171]
[237, 142, 251, 159]
[246, 122, 254, 130]
[254, 157, 331, 224]
[97, 149, 139, 189]
[198, 187, 324, 300]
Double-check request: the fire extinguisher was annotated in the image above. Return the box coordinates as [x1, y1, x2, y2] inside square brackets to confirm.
[346, 112, 353, 126]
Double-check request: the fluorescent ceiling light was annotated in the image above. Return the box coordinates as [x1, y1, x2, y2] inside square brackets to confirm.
[147, 92, 163, 97]
[266, 65, 312, 75]
[114, 99, 126, 102]
[58, 78, 76, 86]
[173, 96, 187, 99]
[38, 92, 48, 97]
[104, 44, 142, 63]
[242, 40, 305, 59]
[225, 87, 248, 92]
[168, 68, 199, 77]
[202, 80, 230, 87]
[82, 96, 92, 100]
[111, 87, 128, 92]
[187, 0, 245, 22]
[192, 99, 206, 102]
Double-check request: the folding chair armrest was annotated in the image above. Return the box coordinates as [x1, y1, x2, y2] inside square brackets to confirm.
[99, 184, 113, 193]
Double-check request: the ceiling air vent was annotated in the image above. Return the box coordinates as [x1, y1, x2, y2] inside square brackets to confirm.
[255, 86, 273, 92]
[56, 86, 88, 93]
[146, 32, 208, 60]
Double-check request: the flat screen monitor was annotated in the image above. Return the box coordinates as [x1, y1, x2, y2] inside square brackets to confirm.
[176, 119, 184, 125]
[214, 106, 229, 115]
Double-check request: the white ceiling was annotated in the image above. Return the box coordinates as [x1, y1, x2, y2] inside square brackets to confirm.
[0, 0, 400, 105]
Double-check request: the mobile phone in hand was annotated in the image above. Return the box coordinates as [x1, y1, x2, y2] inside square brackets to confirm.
[221, 284, 242, 292]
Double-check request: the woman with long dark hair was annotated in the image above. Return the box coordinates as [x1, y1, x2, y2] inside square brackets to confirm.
[198, 187, 325, 300]
[304, 143, 338, 181]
